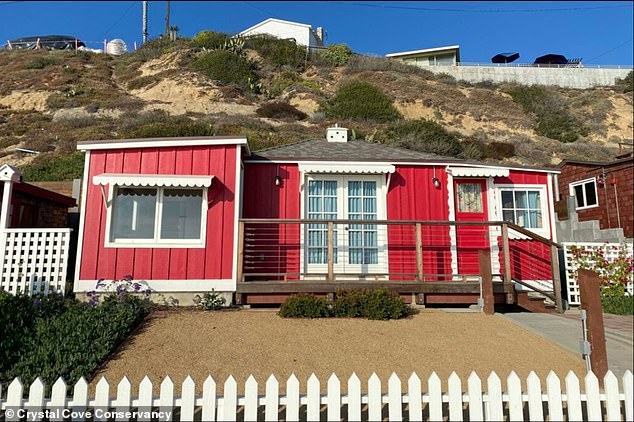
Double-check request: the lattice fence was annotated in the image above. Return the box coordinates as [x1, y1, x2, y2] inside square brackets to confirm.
[563, 242, 634, 306]
[0, 228, 72, 296]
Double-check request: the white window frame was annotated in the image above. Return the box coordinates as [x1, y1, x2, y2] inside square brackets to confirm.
[569, 177, 599, 210]
[496, 184, 550, 239]
[104, 185, 208, 248]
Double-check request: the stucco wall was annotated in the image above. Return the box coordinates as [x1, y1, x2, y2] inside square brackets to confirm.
[417, 65, 632, 89]
[241, 21, 312, 47]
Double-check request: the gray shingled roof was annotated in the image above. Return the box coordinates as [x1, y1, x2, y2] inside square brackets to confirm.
[249, 139, 455, 162]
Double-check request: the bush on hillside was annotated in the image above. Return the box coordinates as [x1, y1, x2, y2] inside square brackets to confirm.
[321, 80, 402, 122]
[190, 30, 228, 49]
[387, 119, 463, 157]
[123, 115, 215, 138]
[507, 85, 588, 143]
[256, 102, 307, 120]
[243, 35, 306, 68]
[344, 55, 436, 79]
[24, 56, 57, 70]
[192, 49, 258, 90]
[482, 141, 516, 159]
[615, 71, 633, 94]
[319, 44, 353, 67]
[22, 151, 85, 182]
[0, 291, 148, 386]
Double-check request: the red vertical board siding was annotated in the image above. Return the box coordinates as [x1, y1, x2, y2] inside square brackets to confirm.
[79, 151, 106, 280]
[80, 145, 236, 283]
[387, 166, 452, 280]
[242, 164, 301, 278]
[187, 147, 210, 279]
[494, 171, 553, 281]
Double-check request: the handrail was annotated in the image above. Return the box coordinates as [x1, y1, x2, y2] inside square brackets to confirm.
[505, 222, 562, 249]
[512, 278, 556, 302]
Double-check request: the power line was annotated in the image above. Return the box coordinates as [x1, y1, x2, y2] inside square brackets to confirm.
[0, 1, 24, 6]
[587, 38, 634, 62]
[101, 2, 136, 40]
[326, 1, 633, 13]
[243, 1, 273, 16]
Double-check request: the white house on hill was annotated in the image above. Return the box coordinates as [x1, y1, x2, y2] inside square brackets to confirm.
[239, 18, 324, 48]
[386, 45, 461, 66]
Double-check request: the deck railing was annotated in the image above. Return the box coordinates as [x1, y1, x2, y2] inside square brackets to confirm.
[0, 228, 72, 296]
[238, 219, 563, 311]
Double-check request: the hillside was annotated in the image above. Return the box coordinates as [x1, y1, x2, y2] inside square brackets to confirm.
[0, 34, 632, 181]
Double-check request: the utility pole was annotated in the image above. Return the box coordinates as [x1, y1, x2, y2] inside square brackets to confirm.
[165, 0, 170, 36]
[142, 1, 148, 44]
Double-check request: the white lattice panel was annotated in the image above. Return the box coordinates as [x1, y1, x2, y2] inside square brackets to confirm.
[563, 242, 634, 306]
[0, 228, 71, 296]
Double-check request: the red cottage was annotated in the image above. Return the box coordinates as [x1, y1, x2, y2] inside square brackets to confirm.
[75, 128, 562, 310]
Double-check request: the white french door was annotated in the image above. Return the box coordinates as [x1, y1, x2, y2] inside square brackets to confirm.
[304, 174, 387, 276]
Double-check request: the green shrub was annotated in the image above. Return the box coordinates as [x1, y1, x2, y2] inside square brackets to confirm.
[279, 294, 333, 318]
[243, 35, 306, 68]
[482, 141, 516, 159]
[22, 151, 85, 181]
[345, 55, 435, 79]
[196, 290, 227, 310]
[320, 44, 353, 67]
[602, 294, 633, 315]
[321, 80, 402, 122]
[190, 30, 228, 49]
[192, 49, 257, 90]
[256, 102, 307, 120]
[387, 119, 463, 157]
[333, 289, 412, 320]
[124, 116, 215, 138]
[25, 56, 57, 69]
[0, 291, 148, 386]
[268, 71, 321, 97]
[507, 85, 588, 143]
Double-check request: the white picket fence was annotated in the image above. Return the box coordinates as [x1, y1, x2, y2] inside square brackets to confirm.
[1, 370, 632, 421]
[0, 228, 72, 296]
[563, 241, 634, 306]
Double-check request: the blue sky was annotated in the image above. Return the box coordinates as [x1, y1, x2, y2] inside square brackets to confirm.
[1, 1, 632, 65]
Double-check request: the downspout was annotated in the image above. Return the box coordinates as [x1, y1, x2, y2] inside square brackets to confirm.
[602, 167, 611, 229]
[613, 180, 622, 234]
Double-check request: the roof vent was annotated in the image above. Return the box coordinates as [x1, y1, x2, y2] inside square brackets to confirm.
[326, 124, 348, 143]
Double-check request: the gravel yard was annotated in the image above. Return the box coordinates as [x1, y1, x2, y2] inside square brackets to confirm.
[93, 308, 586, 393]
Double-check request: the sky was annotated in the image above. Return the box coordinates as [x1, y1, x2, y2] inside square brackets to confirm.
[0, 1, 633, 65]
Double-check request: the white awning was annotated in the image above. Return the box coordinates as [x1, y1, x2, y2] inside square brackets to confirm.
[299, 163, 396, 174]
[446, 167, 510, 178]
[92, 173, 214, 188]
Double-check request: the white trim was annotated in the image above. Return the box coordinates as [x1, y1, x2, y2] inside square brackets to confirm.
[386, 45, 460, 58]
[74, 151, 91, 292]
[0, 163, 22, 182]
[569, 177, 599, 210]
[104, 186, 208, 248]
[93, 173, 214, 188]
[231, 145, 242, 290]
[244, 160, 560, 174]
[298, 162, 396, 174]
[75, 279, 235, 292]
[77, 137, 248, 151]
[486, 177, 502, 278]
[446, 171, 458, 275]
[495, 184, 550, 239]
[447, 167, 509, 178]
[547, 174, 557, 243]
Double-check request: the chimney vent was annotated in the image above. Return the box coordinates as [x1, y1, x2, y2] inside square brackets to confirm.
[315, 27, 325, 46]
[326, 124, 348, 143]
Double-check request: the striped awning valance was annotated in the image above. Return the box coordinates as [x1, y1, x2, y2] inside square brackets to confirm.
[92, 173, 214, 188]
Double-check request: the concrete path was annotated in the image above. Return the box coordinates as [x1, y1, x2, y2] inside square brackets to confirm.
[499, 311, 633, 377]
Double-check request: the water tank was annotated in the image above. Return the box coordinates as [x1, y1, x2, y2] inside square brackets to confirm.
[106, 39, 127, 56]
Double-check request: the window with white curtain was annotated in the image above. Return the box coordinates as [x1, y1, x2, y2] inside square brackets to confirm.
[108, 187, 206, 246]
[500, 188, 543, 229]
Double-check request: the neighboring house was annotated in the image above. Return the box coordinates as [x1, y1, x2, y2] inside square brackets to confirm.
[74, 128, 562, 311]
[555, 154, 633, 241]
[0, 164, 76, 295]
[239, 18, 324, 48]
[385, 45, 460, 66]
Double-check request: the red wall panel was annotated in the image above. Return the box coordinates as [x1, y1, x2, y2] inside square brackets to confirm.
[79, 145, 238, 282]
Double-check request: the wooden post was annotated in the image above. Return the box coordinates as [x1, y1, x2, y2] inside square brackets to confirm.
[236, 221, 244, 283]
[327, 222, 334, 282]
[415, 223, 423, 282]
[578, 269, 608, 383]
[501, 223, 512, 284]
[479, 249, 494, 315]
[550, 245, 564, 313]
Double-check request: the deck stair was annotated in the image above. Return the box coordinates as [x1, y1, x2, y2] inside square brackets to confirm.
[515, 291, 557, 313]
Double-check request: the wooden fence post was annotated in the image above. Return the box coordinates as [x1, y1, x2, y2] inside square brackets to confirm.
[415, 223, 423, 281]
[578, 269, 608, 384]
[550, 245, 564, 313]
[501, 223, 512, 284]
[327, 222, 334, 282]
[479, 249, 494, 315]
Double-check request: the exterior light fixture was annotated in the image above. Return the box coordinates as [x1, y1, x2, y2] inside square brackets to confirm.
[275, 175, 282, 186]
[432, 177, 441, 189]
